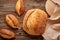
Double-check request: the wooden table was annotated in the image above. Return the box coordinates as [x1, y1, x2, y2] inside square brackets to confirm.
[0, 0, 46, 40]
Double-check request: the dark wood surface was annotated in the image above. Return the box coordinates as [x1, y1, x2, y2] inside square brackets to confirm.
[0, 0, 46, 40]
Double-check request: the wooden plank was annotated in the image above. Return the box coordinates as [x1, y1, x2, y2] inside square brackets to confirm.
[0, 0, 46, 40]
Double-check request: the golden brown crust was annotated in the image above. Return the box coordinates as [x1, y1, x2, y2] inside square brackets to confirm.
[6, 14, 19, 28]
[23, 9, 48, 35]
[16, 0, 24, 16]
[7, 14, 19, 26]
[20, 0, 24, 14]
[0, 29, 15, 39]
[23, 9, 35, 31]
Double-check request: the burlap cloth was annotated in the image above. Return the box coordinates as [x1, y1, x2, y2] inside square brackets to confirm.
[43, 0, 60, 40]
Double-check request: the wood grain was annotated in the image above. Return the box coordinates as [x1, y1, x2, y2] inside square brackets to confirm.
[0, 0, 46, 40]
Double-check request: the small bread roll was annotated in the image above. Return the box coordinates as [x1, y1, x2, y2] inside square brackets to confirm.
[15, 0, 24, 16]
[6, 14, 19, 29]
[23, 9, 48, 35]
[0, 29, 15, 39]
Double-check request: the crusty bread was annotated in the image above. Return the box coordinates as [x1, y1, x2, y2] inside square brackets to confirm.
[23, 9, 48, 35]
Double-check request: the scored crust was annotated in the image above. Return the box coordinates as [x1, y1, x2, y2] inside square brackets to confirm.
[16, 0, 24, 16]
[6, 14, 19, 28]
[0, 29, 15, 39]
[23, 9, 48, 35]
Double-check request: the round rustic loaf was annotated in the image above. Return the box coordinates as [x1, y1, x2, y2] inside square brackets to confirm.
[23, 9, 48, 35]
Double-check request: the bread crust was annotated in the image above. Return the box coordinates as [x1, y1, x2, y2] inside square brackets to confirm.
[23, 9, 48, 35]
